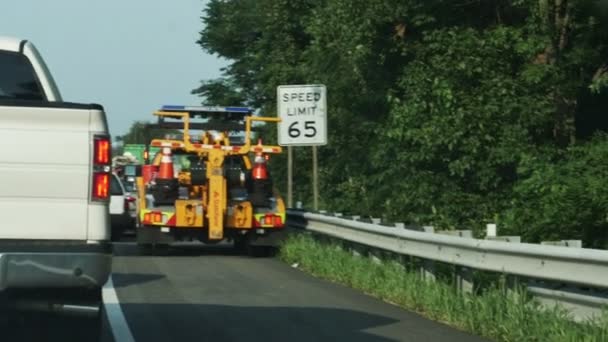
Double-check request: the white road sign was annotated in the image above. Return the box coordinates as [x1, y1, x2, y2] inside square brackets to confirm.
[277, 84, 327, 146]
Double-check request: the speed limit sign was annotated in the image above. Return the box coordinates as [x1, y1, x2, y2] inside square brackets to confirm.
[277, 84, 327, 146]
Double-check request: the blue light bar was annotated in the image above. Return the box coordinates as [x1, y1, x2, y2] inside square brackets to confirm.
[161, 105, 253, 114]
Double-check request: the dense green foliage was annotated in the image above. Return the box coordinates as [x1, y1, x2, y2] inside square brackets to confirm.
[281, 234, 608, 341]
[195, 0, 608, 246]
[116, 121, 180, 145]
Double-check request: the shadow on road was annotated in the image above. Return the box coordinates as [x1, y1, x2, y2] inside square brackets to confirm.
[120, 303, 400, 342]
[113, 241, 253, 258]
[0, 309, 111, 342]
[111, 272, 166, 288]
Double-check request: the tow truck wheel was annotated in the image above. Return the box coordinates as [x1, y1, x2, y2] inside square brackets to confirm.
[233, 236, 247, 253]
[137, 243, 153, 255]
[137, 243, 169, 256]
[246, 245, 272, 258]
[235, 234, 276, 257]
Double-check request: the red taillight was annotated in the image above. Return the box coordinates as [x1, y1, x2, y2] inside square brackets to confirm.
[254, 214, 284, 227]
[124, 196, 136, 211]
[92, 172, 109, 200]
[94, 136, 110, 165]
[143, 213, 151, 224]
[91, 135, 110, 202]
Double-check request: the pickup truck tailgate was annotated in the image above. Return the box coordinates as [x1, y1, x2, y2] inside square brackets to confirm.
[0, 104, 96, 240]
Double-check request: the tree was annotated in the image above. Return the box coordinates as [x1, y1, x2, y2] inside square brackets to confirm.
[119, 121, 180, 145]
[194, 0, 608, 245]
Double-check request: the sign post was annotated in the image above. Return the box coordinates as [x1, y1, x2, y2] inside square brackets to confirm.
[312, 145, 318, 210]
[287, 146, 293, 208]
[277, 84, 327, 210]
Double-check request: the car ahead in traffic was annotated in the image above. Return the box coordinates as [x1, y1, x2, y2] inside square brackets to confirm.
[110, 173, 136, 239]
[0, 36, 111, 335]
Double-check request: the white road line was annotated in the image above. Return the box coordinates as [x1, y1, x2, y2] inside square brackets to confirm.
[103, 276, 136, 342]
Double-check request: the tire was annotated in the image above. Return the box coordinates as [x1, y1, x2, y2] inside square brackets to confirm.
[137, 243, 154, 256]
[91, 301, 105, 342]
[137, 243, 169, 256]
[247, 245, 272, 258]
[111, 226, 122, 242]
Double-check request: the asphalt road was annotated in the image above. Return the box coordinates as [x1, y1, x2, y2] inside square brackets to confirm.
[1, 242, 489, 342]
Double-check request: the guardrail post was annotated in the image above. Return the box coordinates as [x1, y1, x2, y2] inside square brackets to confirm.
[421, 259, 436, 282]
[456, 267, 474, 294]
[369, 249, 383, 265]
[486, 235, 522, 296]
[351, 243, 367, 258]
[531, 240, 605, 321]
[486, 223, 497, 237]
[406, 225, 436, 282]
[422, 225, 435, 233]
[436, 230, 474, 293]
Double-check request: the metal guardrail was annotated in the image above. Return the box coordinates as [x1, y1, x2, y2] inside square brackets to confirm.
[287, 210, 608, 320]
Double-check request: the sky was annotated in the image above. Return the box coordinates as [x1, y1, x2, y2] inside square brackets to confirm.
[0, 0, 227, 137]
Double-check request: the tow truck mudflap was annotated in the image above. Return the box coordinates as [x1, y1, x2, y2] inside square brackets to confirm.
[136, 226, 175, 245]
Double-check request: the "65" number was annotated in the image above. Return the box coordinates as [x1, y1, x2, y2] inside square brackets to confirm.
[288, 121, 317, 138]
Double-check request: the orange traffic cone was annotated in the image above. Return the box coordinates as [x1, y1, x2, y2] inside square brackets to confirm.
[157, 147, 174, 179]
[252, 152, 268, 180]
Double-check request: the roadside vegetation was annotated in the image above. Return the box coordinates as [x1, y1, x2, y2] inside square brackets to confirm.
[195, 0, 608, 247]
[280, 233, 608, 341]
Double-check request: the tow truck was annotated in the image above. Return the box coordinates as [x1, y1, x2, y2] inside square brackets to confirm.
[135, 105, 286, 256]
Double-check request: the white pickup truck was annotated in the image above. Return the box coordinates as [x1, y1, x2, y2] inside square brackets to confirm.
[0, 37, 111, 319]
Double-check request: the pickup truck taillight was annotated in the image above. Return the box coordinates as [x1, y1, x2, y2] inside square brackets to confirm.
[94, 137, 110, 164]
[124, 196, 136, 211]
[92, 135, 111, 201]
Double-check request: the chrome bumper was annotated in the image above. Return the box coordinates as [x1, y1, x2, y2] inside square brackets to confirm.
[0, 242, 112, 291]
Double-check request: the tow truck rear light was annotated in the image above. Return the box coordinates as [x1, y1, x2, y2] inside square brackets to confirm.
[92, 172, 109, 200]
[142, 212, 164, 224]
[254, 214, 284, 227]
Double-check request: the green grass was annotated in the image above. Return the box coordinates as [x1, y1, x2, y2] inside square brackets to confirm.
[279, 233, 608, 342]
